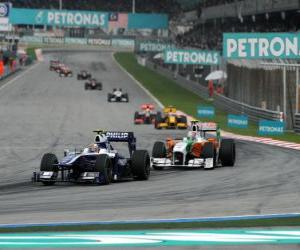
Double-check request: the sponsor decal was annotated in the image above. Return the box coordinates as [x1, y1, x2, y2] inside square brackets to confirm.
[228, 114, 248, 128]
[106, 132, 129, 139]
[164, 49, 219, 65]
[224, 33, 300, 59]
[87, 38, 111, 46]
[258, 120, 285, 135]
[137, 41, 174, 52]
[197, 106, 215, 118]
[112, 38, 135, 48]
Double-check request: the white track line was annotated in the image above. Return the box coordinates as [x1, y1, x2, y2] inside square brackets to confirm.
[111, 53, 164, 108]
[0, 63, 40, 92]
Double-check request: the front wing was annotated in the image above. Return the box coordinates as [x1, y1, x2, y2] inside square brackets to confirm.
[151, 157, 214, 169]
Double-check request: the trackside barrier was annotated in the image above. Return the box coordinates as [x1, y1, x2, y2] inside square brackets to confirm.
[295, 114, 300, 133]
[146, 59, 281, 123]
[0, 64, 21, 81]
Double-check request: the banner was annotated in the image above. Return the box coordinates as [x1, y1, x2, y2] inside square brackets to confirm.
[224, 33, 300, 59]
[65, 38, 87, 45]
[258, 120, 285, 135]
[128, 13, 168, 29]
[136, 41, 174, 52]
[87, 38, 111, 46]
[111, 38, 135, 49]
[197, 106, 215, 118]
[227, 114, 248, 128]
[164, 49, 220, 65]
[10, 8, 108, 28]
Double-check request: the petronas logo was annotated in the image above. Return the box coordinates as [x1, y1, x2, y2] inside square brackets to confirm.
[35, 11, 44, 24]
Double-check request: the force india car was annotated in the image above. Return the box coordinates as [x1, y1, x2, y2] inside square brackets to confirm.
[151, 121, 236, 170]
[134, 104, 159, 124]
[85, 78, 103, 90]
[77, 70, 92, 80]
[32, 131, 150, 185]
[108, 88, 129, 102]
[59, 66, 73, 77]
[155, 106, 188, 129]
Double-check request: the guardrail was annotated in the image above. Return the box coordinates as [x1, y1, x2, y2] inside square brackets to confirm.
[146, 59, 281, 123]
[295, 114, 300, 133]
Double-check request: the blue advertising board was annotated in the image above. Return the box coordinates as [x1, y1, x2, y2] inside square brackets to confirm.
[197, 106, 215, 118]
[227, 114, 248, 128]
[223, 33, 300, 59]
[164, 49, 219, 65]
[258, 120, 285, 136]
[9, 8, 108, 28]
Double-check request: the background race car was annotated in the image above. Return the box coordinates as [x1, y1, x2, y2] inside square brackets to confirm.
[49, 60, 60, 71]
[155, 106, 187, 129]
[134, 104, 159, 124]
[77, 70, 91, 80]
[151, 121, 236, 170]
[108, 88, 129, 102]
[59, 66, 73, 77]
[32, 130, 150, 185]
[85, 78, 102, 90]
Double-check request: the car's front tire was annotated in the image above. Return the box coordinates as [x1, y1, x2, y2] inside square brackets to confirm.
[94, 155, 113, 185]
[40, 153, 58, 185]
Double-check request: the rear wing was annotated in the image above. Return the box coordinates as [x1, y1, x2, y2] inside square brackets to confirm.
[198, 122, 218, 132]
[105, 131, 136, 156]
[141, 104, 154, 110]
[164, 106, 177, 113]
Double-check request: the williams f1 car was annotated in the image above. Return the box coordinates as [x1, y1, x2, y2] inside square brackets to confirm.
[134, 104, 159, 124]
[85, 78, 103, 90]
[151, 121, 235, 170]
[155, 106, 188, 129]
[108, 88, 129, 102]
[77, 70, 91, 80]
[32, 130, 150, 185]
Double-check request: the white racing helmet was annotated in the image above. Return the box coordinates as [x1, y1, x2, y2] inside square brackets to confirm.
[95, 134, 108, 149]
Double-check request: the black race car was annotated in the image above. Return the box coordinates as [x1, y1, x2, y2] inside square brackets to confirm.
[77, 70, 91, 80]
[85, 78, 102, 90]
[107, 88, 129, 102]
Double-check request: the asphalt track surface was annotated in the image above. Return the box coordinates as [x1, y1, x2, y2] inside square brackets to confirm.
[0, 50, 300, 249]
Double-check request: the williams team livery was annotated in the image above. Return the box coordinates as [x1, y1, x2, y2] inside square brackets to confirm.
[32, 130, 150, 185]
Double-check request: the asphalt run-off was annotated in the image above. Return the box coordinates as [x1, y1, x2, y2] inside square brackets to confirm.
[1, 229, 300, 247]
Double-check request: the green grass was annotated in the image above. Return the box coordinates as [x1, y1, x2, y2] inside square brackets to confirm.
[114, 52, 300, 143]
[1, 217, 300, 233]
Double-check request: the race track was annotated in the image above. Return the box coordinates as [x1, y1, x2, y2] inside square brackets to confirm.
[0, 50, 300, 225]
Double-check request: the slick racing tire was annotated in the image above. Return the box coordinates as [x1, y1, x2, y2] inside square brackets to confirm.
[85, 83, 89, 90]
[107, 93, 112, 102]
[152, 141, 166, 170]
[201, 142, 216, 169]
[177, 116, 187, 128]
[131, 150, 150, 180]
[40, 153, 58, 185]
[134, 112, 141, 124]
[124, 93, 129, 102]
[219, 139, 236, 167]
[154, 112, 163, 129]
[95, 154, 113, 185]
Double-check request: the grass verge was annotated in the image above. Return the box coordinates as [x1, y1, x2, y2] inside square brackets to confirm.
[1, 217, 300, 233]
[114, 52, 300, 143]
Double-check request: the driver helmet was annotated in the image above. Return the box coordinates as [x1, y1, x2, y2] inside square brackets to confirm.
[187, 131, 197, 140]
[94, 134, 108, 149]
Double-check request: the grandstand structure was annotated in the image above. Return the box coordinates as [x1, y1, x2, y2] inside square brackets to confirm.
[167, 0, 300, 130]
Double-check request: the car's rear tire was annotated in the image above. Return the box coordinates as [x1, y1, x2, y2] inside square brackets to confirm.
[94, 155, 112, 185]
[201, 142, 216, 169]
[107, 93, 112, 102]
[124, 93, 129, 102]
[154, 112, 163, 129]
[219, 139, 236, 167]
[131, 150, 150, 180]
[40, 153, 58, 185]
[152, 141, 166, 170]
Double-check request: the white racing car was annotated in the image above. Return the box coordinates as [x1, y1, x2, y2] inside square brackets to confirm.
[151, 121, 236, 170]
[107, 88, 129, 102]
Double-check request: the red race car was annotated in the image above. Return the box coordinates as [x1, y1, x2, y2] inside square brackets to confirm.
[134, 104, 160, 124]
